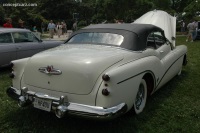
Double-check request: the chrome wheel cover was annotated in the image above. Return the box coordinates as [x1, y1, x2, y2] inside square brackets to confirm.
[134, 79, 147, 114]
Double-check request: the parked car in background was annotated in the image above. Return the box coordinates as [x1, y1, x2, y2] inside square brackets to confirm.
[196, 21, 200, 39]
[7, 10, 187, 120]
[0, 28, 63, 67]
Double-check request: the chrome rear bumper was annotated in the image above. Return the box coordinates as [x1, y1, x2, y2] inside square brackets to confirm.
[7, 86, 127, 120]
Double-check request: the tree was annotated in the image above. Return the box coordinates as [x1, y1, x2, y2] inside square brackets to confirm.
[184, 0, 200, 21]
[1, 0, 198, 29]
[0, 5, 5, 26]
[92, 0, 154, 23]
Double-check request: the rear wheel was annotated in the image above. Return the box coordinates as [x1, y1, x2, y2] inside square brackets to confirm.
[134, 79, 147, 114]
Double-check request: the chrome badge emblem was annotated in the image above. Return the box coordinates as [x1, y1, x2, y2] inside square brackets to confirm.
[38, 65, 62, 75]
[46, 66, 53, 72]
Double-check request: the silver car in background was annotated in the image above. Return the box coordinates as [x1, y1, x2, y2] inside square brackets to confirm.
[0, 28, 63, 67]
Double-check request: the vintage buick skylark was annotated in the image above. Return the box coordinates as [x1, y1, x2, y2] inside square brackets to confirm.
[7, 10, 187, 120]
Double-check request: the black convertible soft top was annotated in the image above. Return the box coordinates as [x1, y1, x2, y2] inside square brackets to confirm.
[69, 24, 165, 51]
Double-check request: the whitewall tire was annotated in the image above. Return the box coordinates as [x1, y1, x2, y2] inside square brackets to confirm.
[134, 79, 147, 114]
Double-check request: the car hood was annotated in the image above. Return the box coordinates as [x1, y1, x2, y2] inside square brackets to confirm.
[24, 45, 124, 94]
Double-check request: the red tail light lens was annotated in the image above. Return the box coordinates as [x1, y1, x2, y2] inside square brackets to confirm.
[102, 74, 110, 81]
[102, 88, 110, 96]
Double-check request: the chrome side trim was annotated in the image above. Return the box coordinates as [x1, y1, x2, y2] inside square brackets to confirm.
[7, 86, 127, 120]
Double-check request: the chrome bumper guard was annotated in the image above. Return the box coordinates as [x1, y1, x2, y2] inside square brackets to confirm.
[7, 86, 127, 119]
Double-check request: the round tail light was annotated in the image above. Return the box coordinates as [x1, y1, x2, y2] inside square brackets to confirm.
[102, 74, 110, 81]
[102, 88, 110, 96]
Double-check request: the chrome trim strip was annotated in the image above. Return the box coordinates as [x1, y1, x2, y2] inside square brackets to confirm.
[34, 92, 60, 101]
[67, 102, 126, 116]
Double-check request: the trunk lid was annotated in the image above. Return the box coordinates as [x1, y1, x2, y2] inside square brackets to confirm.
[24, 45, 124, 94]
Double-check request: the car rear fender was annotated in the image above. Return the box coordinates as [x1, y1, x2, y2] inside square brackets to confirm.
[11, 58, 30, 95]
[174, 45, 187, 57]
[95, 56, 160, 110]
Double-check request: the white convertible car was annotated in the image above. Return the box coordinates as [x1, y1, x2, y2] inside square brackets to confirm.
[7, 10, 187, 120]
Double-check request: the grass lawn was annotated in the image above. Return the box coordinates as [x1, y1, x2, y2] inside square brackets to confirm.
[0, 36, 199, 133]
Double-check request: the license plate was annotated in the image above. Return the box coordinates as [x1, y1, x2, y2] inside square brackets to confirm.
[34, 97, 52, 112]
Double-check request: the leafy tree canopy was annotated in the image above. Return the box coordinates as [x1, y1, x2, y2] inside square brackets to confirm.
[0, 0, 199, 30]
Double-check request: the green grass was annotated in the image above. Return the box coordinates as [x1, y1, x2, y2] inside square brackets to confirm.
[0, 36, 200, 133]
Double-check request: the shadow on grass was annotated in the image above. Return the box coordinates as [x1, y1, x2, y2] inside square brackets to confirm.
[0, 67, 11, 74]
[144, 69, 189, 111]
[2, 106, 138, 133]
[1, 70, 189, 133]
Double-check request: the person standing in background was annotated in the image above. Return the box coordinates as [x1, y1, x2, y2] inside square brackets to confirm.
[54, 22, 58, 36]
[47, 20, 55, 38]
[181, 21, 185, 34]
[73, 21, 77, 31]
[33, 26, 37, 32]
[18, 19, 25, 28]
[3, 18, 13, 28]
[62, 21, 67, 35]
[193, 20, 198, 41]
[57, 22, 62, 38]
[186, 20, 195, 42]
[32, 26, 41, 39]
[41, 21, 45, 34]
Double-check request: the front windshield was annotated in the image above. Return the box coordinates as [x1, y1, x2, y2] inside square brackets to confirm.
[67, 32, 124, 46]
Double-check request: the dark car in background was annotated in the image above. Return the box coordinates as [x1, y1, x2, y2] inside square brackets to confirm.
[197, 21, 200, 39]
[0, 28, 63, 67]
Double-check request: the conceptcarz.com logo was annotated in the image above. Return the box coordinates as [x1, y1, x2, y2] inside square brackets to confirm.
[1, 2, 37, 7]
